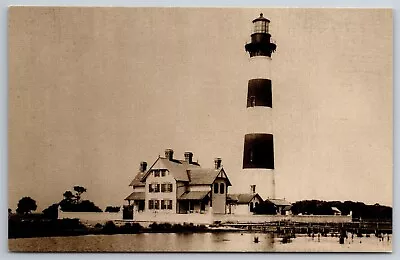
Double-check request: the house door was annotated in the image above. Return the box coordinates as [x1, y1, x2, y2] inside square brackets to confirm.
[179, 201, 189, 213]
[138, 201, 145, 211]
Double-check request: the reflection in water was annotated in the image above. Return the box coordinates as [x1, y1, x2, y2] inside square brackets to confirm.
[8, 232, 391, 252]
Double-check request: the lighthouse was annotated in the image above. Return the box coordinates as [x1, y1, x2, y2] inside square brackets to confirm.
[242, 13, 277, 199]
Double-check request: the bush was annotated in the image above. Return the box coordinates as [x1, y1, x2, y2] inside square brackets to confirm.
[149, 222, 159, 230]
[60, 200, 102, 212]
[94, 223, 103, 229]
[120, 222, 142, 233]
[42, 204, 59, 219]
[102, 221, 117, 234]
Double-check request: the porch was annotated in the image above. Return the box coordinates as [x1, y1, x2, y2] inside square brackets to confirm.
[177, 191, 211, 214]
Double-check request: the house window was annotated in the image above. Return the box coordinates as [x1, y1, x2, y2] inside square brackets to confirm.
[220, 183, 225, 194]
[214, 183, 219, 194]
[154, 200, 160, 209]
[149, 184, 154, 193]
[161, 183, 166, 192]
[155, 184, 160, 193]
[154, 170, 160, 177]
[167, 183, 173, 192]
[250, 202, 254, 212]
[161, 170, 167, 177]
[255, 202, 259, 210]
[149, 200, 154, 209]
[161, 200, 166, 209]
[167, 200, 173, 210]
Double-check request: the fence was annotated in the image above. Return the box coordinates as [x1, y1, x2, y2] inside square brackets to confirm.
[214, 214, 352, 224]
[58, 210, 352, 225]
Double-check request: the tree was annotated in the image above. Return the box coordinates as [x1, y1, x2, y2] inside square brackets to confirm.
[63, 191, 75, 203]
[105, 206, 121, 213]
[16, 197, 37, 215]
[73, 186, 87, 203]
[59, 186, 102, 212]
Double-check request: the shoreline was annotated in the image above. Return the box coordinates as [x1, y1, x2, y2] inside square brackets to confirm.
[8, 220, 392, 240]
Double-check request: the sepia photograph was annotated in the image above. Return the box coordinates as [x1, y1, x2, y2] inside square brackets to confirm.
[7, 7, 392, 252]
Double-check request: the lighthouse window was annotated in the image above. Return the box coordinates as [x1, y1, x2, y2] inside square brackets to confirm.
[253, 21, 268, 33]
[247, 79, 272, 108]
[250, 96, 256, 107]
[243, 133, 275, 169]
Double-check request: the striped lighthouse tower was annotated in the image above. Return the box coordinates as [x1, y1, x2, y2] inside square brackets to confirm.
[242, 13, 277, 199]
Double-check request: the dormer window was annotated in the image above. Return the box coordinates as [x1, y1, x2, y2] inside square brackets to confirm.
[154, 170, 160, 177]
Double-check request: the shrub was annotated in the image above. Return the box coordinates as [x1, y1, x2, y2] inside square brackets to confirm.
[103, 221, 117, 234]
[94, 223, 103, 229]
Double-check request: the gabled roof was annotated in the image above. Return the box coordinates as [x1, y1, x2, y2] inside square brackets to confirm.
[129, 171, 146, 187]
[188, 167, 232, 186]
[140, 157, 200, 182]
[179, 191, 210, 200]
[227, 193, 263, 204]
[266, 198, 291, 206]
[133, 155, 231, 186]
[125, 192, 145, 201]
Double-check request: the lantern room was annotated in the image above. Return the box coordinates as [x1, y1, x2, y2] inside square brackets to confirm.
[245, 13, 276, 58]
[252, 13, 270, 34]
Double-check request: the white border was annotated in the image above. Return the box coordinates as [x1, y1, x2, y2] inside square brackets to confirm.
[1, 1, 398, 259]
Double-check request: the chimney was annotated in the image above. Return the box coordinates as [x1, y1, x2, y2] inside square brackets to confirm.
[214, 158, 222, 169]
[250, 185, 256, 194]
[139, 161, 147, 172]
[184, 152, 193, 164]
[165, 149, 174, 161]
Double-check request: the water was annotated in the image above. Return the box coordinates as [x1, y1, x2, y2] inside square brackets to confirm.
[8, 233, 392, 252]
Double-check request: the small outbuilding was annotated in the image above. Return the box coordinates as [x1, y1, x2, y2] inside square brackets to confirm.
[226, 193, 263, 215]
[265, 198, 292, 215]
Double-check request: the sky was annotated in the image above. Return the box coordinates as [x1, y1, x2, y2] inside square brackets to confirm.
[8, 7, 392, 211]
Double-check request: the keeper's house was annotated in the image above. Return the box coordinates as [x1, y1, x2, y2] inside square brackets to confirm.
[124, 149, 265, 219]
